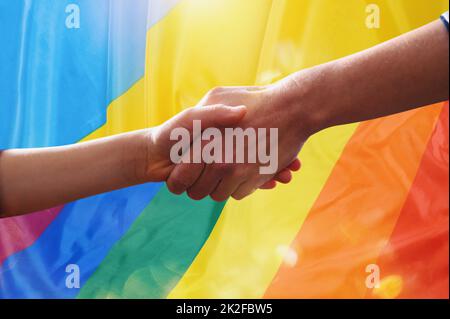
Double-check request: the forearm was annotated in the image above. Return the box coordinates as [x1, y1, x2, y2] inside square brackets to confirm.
[0, 130, 148, 217]
[284, 20, 449, 133]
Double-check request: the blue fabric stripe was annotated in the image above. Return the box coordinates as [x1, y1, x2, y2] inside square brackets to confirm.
[0, 182, 163, 299]
[0, 0, 180, 299]
[0, 0, 150, 149]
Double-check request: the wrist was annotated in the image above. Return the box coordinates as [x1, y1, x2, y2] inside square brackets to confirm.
[121, 129, 154, 185]
[268, 75, 321, 138]
[272, 64, 340, 136]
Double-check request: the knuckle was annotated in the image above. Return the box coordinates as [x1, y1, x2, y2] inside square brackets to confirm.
[209, 86, 226, 96]
[204, 87, 228, 104]
[184, 107, 194, 116]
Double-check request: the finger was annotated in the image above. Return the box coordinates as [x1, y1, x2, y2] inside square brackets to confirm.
[166, 137, 209, 195]
[181, 104, 247, 133]
[210, 175, 245, 202]
[167, 162, 204, 195]
[167, 132, 219, 195]
[198, 86, 260, 106]
[288, 159, 301, 172]
[259, 180, 277, 190]
[187, 163, 231, 200]
[274, 169, 293, 184]
[232, 180, 258, 201]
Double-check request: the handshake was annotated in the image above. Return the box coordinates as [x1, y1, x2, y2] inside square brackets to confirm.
[1, 76, 313, 217]
[4, 19, 446, 217]
[140, 80, 311, 201]
[143, 17, 450, 203]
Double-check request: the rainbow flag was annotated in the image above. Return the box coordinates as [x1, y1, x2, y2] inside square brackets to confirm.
[0, 0, 448, 299]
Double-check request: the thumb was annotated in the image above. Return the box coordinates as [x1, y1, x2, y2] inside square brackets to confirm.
[182, 104, 247, 131]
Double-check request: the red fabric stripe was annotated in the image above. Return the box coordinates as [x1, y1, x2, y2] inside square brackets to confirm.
[368, 103, 449, 299]
[264, 104, 442, 298]
[0, 207, 62, 265]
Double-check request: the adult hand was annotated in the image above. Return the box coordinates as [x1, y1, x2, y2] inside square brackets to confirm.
[165, 18, 450, 202]
[166, 82, 313, 201]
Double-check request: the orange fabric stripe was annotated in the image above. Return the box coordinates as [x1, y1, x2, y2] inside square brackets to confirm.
[264, 104, 443, 298]
[368, 104, 449, 299]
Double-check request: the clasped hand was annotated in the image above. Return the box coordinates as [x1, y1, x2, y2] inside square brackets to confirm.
[143, 81, 311, 202]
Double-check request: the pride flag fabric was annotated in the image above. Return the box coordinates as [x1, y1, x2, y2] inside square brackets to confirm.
[0, 0, 448, 299]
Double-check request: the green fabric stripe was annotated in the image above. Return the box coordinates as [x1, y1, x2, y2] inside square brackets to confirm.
[77, 186, 225, 299]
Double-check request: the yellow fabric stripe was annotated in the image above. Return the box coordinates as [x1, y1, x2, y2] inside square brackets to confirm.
[82, 0, 276, 140]
[169, 125, 358, 299]
[168, 0, 448, 299]
[81, 0, 448, 140]
[75, 0, 447, 299]
[81, 79, 147, 142]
